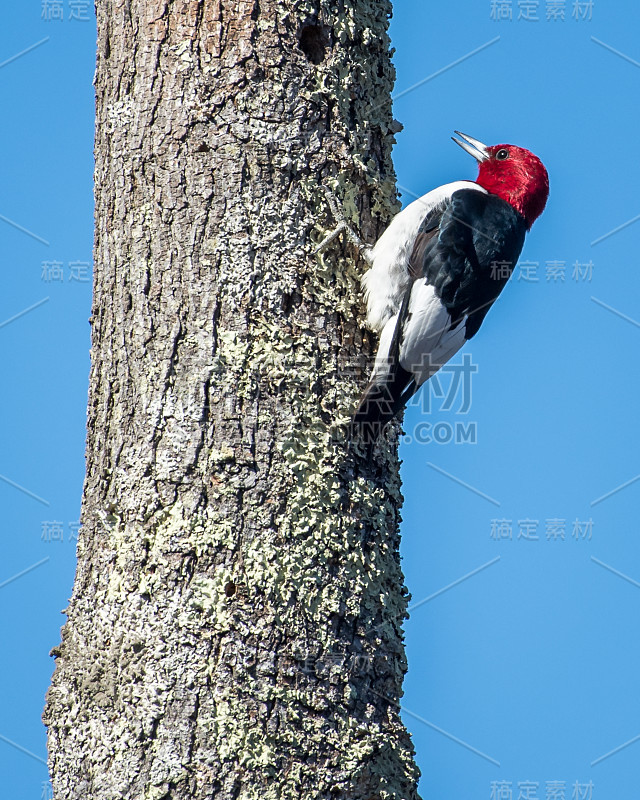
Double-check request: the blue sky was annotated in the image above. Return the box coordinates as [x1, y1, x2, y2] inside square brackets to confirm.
[2, 2, 639, 798]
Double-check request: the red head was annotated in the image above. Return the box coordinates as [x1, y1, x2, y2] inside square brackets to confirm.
[452, 131, 549, 229]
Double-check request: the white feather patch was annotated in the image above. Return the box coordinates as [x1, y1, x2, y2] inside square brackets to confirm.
[399, 281, 467, 386]
[370, 282, 467, 389]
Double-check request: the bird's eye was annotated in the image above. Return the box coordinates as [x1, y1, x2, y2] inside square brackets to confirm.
[496, 148, 509, 160]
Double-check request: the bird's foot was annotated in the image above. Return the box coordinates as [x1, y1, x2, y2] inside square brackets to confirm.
[313, 185, 374, 265]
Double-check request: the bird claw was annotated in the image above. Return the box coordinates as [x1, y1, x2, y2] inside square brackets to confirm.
[312, 221, 348, 256]
[321, 184, 343, 221]
[313, 185, 373, 264]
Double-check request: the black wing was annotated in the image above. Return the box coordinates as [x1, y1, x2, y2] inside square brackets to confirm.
[410, 188, 527, 338]
[353, 189, 527, 439]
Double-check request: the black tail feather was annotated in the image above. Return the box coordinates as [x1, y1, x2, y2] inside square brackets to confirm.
[351, 366, 419, 443]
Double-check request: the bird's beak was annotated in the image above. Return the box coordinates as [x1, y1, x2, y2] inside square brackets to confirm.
[452, 131, 489, 163]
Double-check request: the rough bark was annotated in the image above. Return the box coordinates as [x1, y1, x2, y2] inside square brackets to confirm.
[44, 1, 420, 798]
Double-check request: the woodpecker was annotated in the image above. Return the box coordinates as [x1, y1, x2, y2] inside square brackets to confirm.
[324, 131, 549, 439]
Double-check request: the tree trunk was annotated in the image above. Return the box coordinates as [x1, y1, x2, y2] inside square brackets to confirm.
[44, 1, 420, 798]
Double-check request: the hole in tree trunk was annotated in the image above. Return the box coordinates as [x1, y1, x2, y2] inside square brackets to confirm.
[299, 24, 328, 65]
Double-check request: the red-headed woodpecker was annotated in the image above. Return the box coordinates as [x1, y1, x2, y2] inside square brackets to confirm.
[348, 131, 550, 437]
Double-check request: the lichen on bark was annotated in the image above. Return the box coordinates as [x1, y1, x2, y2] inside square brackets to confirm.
[44, 1, 421, 798]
